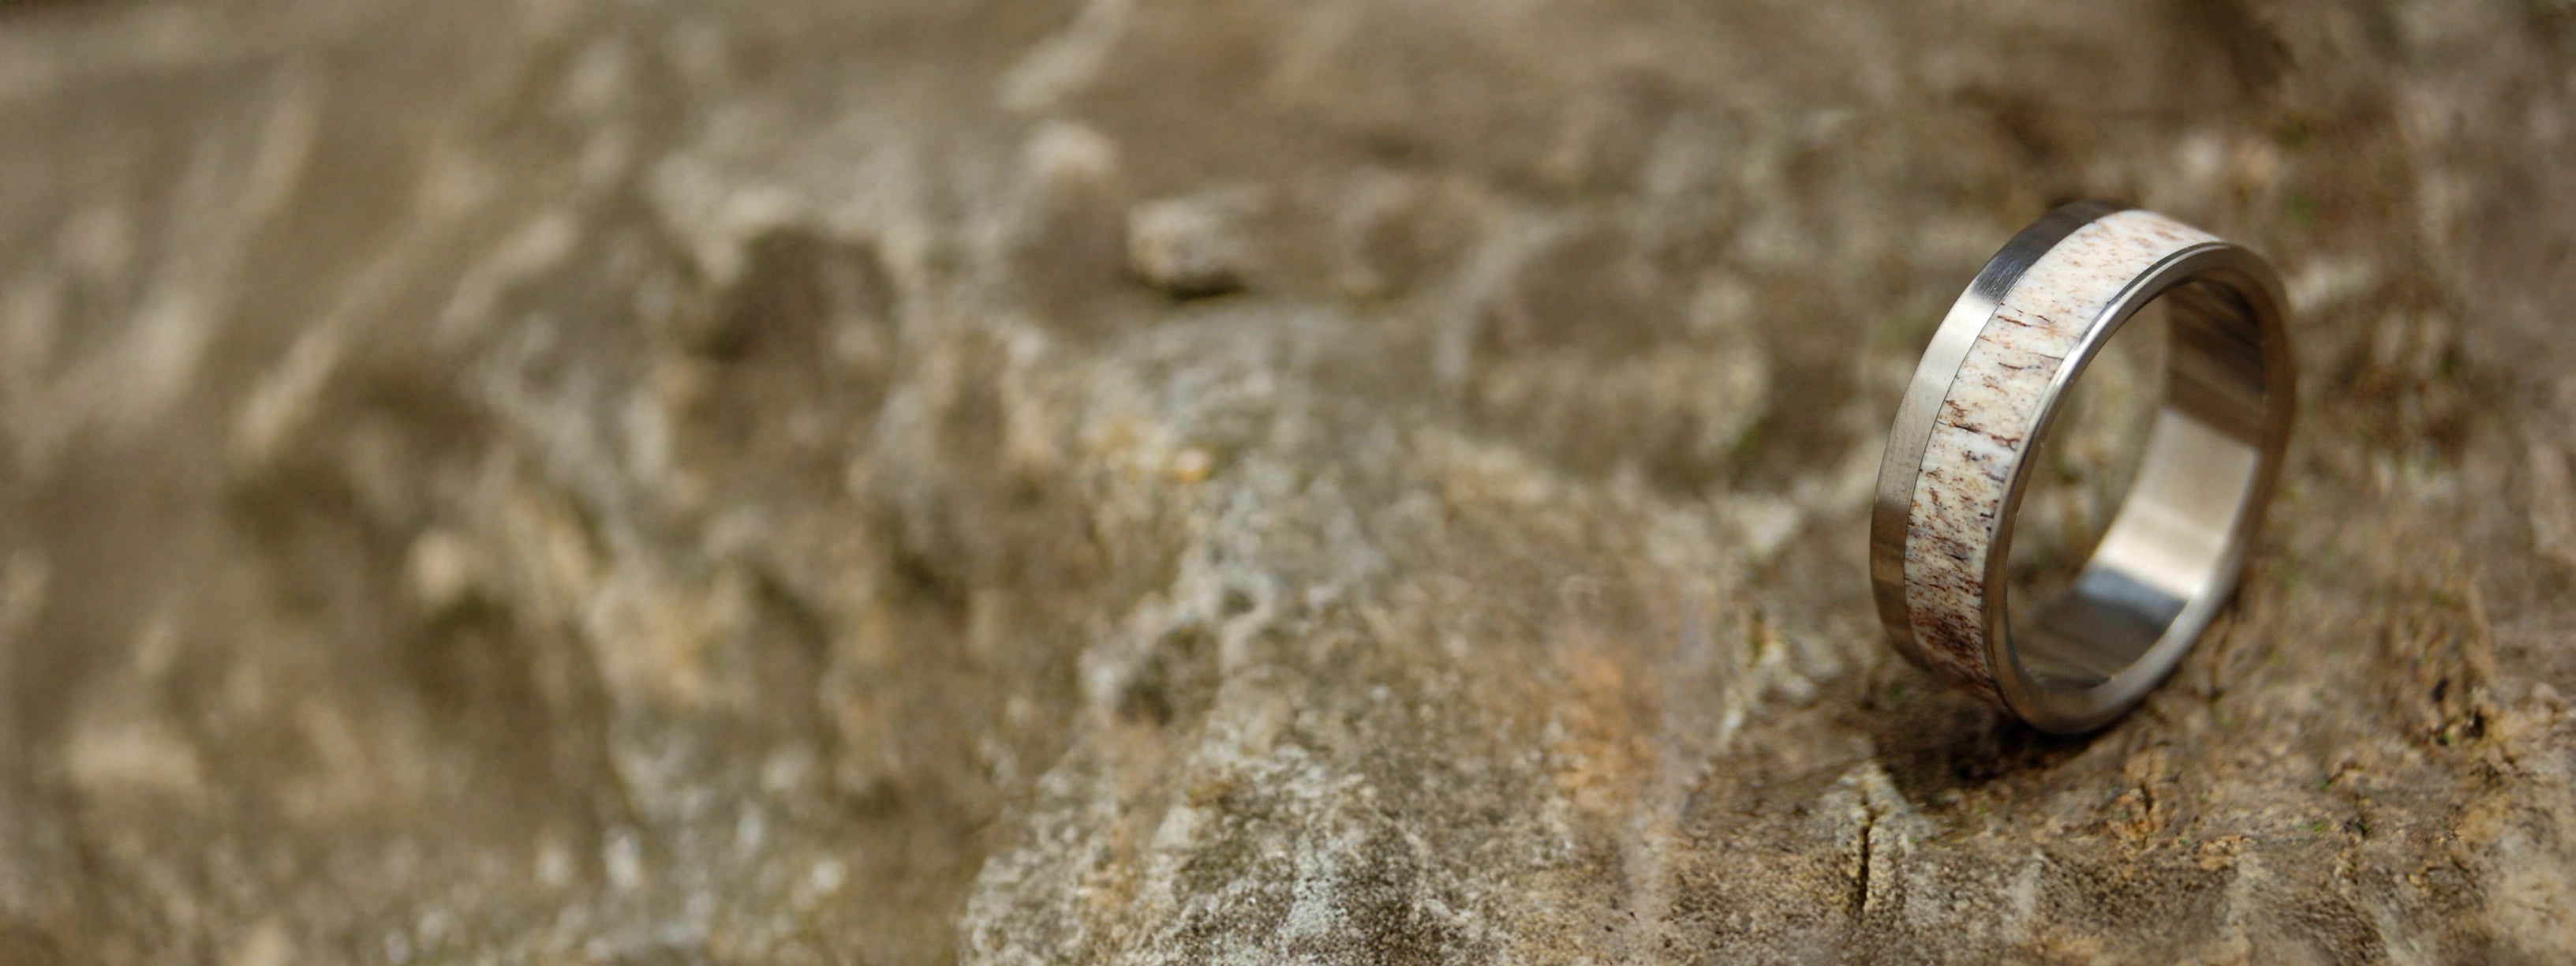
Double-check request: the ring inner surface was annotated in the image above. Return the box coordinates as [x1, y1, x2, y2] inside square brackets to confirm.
[2006, 277, 2268, 693]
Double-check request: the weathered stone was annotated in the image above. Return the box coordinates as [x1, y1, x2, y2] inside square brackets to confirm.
[1127, 189, 1261, 298]
[0, 0, 2572, 963]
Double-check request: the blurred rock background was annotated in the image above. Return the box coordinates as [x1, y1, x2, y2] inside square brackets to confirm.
[1, 0, 2573, 961]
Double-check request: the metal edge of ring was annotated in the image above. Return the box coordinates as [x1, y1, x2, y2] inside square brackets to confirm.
[1977, 239, 2290, 733]
[1870, 200, 2124, 672]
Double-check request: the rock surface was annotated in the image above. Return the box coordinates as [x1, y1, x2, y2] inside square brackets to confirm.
[1, 0, 2574, 962]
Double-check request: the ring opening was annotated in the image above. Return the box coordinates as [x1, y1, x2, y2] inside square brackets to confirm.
[2004, 276, 2272, 695]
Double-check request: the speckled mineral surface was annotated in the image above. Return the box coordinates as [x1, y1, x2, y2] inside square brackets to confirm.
[0, 0, 2573, 962]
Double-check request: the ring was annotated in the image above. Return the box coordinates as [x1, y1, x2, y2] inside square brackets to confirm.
[1871, 202, 2294, 732]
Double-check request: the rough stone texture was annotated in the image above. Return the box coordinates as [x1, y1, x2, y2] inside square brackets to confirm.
[0, 0, 2572, 963]
[1901, 210, 2219, 705]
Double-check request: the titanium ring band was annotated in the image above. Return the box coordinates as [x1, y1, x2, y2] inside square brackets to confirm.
[1869, 201, 2295, 733]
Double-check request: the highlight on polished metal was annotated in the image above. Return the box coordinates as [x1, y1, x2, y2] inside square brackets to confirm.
[1870, 201, 2294, 733]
